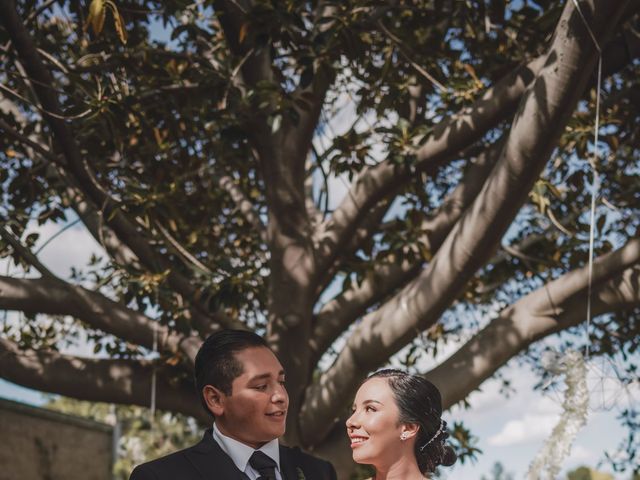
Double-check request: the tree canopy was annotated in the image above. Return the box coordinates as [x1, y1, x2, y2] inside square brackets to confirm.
[1, 0, 639, 475]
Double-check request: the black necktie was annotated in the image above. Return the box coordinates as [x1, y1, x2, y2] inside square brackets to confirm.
[249, 450, 277, 480]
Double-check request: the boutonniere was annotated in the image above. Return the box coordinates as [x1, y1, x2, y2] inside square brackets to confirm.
[296, 466, 306, 480]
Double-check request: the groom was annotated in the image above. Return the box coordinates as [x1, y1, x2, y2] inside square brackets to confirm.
[130, 329, 337, 480]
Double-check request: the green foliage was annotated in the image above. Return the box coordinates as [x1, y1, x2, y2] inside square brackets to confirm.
[448, 421, 482, 465]
[481, 462, 514, 480]
[566, 466, 614, 480]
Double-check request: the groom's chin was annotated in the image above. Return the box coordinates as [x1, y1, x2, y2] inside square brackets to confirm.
[263, 415, 287, 437]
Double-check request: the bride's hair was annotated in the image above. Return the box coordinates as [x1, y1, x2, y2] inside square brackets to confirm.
[367, 369, 457, 474]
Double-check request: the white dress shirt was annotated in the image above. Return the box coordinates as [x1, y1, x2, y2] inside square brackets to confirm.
[212, 423, 283, 480]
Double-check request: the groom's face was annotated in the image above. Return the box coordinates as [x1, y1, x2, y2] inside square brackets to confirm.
[215, 346, 289, 448]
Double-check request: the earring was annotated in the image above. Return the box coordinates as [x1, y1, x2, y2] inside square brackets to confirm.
[400, 432, 409, 441]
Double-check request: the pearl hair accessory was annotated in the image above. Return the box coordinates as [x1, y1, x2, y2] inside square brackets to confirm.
[419, 419, 444, 451]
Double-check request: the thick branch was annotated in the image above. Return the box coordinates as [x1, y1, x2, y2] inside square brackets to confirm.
[312, 56, 546, 279]
[0, 337, 204, 420]
[298, 0, 629, 444]
[429, 243, 640, 409]
[0, 276, 201, 361]
[215, 0, 314, 277]
[310, 258, 640, 471]
[314, 197, 393, 299]
[311, 141, 502, 361]
[313, 18, 640, 280]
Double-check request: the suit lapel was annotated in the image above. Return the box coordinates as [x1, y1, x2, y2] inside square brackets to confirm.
[185, 429, 246, 479]
[279, 445, 299, 480]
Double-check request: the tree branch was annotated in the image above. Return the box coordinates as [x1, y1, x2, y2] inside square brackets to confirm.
[313, 197, 393, 299]
[61, 177, 143, 270]
[214, 0, 313, 268]
[429, 243, 640, 409]
[218, 175, 266, 241]
[311, 141, 502, 362]
[313, 17, 640, 281]
[0, 337, 204, 420]
[1, 99, 143, 273]
[312, 55, 546, 280]
[0, 226, 57, 279]
[0, 113, 143, 272]
[0, 275, 202, 361]
[298, 0, 630, 444]
[314, 243, 640, 469]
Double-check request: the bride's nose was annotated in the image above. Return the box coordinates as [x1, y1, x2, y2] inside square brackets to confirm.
[345, 411, 359, 429]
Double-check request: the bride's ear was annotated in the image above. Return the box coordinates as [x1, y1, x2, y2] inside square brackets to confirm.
[400, 423, 420, 441]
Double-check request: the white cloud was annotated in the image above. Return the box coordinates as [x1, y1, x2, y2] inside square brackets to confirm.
[485, 384, 565, 447]
[566, 444, 593, 464]
[488, 412, 559, 446]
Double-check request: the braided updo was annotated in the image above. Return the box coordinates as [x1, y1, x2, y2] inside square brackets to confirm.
[368, 369, 457, 474]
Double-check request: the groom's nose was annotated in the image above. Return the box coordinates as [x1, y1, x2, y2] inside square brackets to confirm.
[271, 383, 288, 404]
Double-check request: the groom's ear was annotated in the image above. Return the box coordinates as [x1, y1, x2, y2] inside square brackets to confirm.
[203, 385, 226, 416]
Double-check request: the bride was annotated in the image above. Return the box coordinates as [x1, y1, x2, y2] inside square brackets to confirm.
[346, 369, 457, 480]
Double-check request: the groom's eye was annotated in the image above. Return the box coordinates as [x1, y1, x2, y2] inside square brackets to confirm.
[254, 384, 267, 391]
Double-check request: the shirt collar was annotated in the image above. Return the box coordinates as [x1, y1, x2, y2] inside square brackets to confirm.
[212, 422, 281, 473]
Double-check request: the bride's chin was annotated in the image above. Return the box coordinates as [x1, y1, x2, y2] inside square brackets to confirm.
[352, 451, 372, 464]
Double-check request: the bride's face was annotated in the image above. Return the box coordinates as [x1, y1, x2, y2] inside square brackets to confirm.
[346, 377, 406, 466]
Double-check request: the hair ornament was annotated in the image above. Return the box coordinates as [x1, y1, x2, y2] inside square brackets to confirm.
[419, 419, 445, 452]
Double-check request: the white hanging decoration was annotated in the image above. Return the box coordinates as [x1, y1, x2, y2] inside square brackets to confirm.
[526, 350, 589, 480]
[526, 1, 606, 476]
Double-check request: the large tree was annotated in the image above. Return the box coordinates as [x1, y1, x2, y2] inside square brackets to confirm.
[1, 0, 639, 475]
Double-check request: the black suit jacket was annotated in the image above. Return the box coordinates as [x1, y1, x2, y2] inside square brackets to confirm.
[129, 429, 337, 480]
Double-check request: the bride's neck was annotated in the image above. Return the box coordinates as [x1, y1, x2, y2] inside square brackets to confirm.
[373, 455, 425, 480]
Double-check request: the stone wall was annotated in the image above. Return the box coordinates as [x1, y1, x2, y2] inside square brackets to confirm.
[0, 397, 114, 480]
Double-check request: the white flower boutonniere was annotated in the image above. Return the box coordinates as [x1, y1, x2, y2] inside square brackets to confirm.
[296, 467, 306, 480]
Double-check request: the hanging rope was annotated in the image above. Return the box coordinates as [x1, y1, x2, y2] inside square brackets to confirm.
[570, 0, 602, 360]
[150, 321, 157, 418]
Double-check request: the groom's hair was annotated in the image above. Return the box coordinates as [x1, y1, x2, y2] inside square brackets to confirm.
[194, 329, 268, 414]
